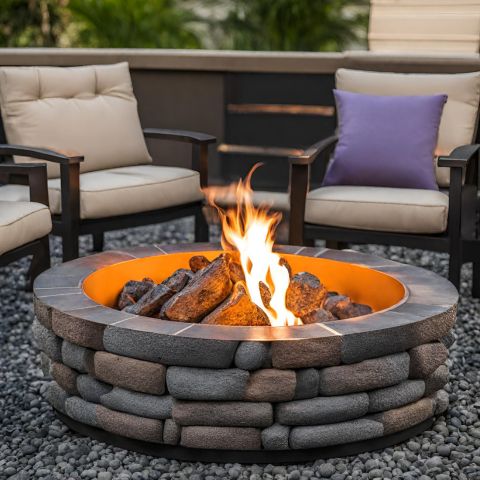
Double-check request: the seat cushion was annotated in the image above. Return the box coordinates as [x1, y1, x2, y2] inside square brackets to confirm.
[0, 62, 151, 178]
[0, 201, 52, 255]
[47, 165, 203, 219]
[336, 69, 480, 187]
[305, 186, 449, 234]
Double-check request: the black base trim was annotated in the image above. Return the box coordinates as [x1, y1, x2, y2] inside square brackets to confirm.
[56, 411, 434, 464]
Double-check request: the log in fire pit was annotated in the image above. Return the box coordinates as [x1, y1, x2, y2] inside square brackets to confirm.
[33, 243, 457, 462]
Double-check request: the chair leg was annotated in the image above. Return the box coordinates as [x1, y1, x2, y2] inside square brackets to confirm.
[27, 236, 51, 291]
[472, 261, 480, 298]
[194, 207, 209, 242]
[326, 240, 348, 250]
[448, 251, 462, 290]
[62, 227, 79, 262]
[92, 232, 104, 252]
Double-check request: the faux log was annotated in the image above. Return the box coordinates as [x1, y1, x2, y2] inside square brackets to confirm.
[302, 308, 336, 324]
[202, 282, 270, 326]
[229, 261, 245, 284]
[189, 255, 211, 273]
[324, 295, 372, 319]
[124, 284, 175, 317]
[162, 269, 193, 293]
[117, 278, 155, 309]
[163, 254, 233, 323]
[286, 272, 327, 318]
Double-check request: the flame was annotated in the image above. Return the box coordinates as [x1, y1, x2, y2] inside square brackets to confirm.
[204, 165, 301, 326]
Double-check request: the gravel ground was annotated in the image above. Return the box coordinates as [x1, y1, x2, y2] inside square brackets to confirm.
[1, 217, 480, 480]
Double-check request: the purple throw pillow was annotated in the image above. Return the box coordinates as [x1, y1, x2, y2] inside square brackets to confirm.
[322, 90, 447, 190]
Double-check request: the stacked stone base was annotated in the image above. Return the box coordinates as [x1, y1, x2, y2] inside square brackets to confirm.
[34, 313, 452, 454]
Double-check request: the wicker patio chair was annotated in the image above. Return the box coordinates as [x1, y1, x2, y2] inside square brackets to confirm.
[0, 62, 215, 261]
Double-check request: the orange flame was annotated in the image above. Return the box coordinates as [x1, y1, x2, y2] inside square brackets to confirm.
[204, 165, 301, 327]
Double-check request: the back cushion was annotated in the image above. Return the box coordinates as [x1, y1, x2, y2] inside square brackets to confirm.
[336, 69, 480, 186]
[0, 62, 151, 178]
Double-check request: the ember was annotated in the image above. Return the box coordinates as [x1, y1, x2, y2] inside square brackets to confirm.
[116, 166, 373, 326]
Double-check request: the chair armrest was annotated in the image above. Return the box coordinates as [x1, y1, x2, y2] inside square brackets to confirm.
[438, 144, 480, 169]
[143, 128, 216, 188]
[143, 128, 216, 145]
[0, 144, 84, 164]
[0, 162, 49, 206]
[289, 135, 338, 166]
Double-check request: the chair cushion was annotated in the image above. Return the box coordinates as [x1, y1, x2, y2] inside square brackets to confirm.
[305, 186, 449, 234]
[0, 201, 52, 255]
[336, 69, 480, 187]
[46, 165, 202, 219]
[0, 62, 151, 179]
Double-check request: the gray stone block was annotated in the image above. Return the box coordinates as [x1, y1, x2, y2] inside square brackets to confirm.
[294, 368, 319, 400]
[104, 326, 238, 368]
[234, 342, 270, 370]
[32, 318, 62, 362]
[432, 389, 449, 415]
[166, 367, 249, 401]
[101, 388, 173, 420]
[290, 419, 384, 449]
[61, 341, 95, 373]
[181, 426, 262, 450]
[368, 380, 425, 413]
[65, 396, 99, 427]
[163, 419, 181, 445]
[409, 343, 448, 379]
[261, 423, 290, 450]
[245, 369, 296, 402]
[318, 353, 410, 396]
[77, 375, 112, 403]
[45, 382, 68, 414]
[276, 393, 369, 426]
[340, 307, 455, 364]
[425, 364, 449, 395]
[173, 400, 273, 427]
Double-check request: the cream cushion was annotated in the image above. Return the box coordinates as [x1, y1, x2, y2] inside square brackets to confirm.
[305, 186, 449, 234]
[0, 62, 151, 179]
[369, 0, 480, 54]
[0, 201, 52, 255]
[336, 68, 480, 187]
[0, 165, 203, 220]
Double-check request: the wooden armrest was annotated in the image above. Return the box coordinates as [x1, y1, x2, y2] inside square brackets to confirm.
[0, 144, 84, 164]
[289, 135, 338, 166]
[143, 128, 216, 145]
[0, 161, 49, 205]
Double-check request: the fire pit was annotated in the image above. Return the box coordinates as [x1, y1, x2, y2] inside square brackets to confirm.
[32, 243, 457, 462]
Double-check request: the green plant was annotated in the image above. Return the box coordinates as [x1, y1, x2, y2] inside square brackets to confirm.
[208, 0, 368, 51]
[0, 0, 67, 47]
[68, 0, 200, 48]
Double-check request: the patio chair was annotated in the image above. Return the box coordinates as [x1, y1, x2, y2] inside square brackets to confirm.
[289, 68, 480, 295]
[0, 62, 214, 262]
[0, 162, 51, 288]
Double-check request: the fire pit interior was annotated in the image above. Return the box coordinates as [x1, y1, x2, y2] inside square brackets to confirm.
[33, 243, 457, 462]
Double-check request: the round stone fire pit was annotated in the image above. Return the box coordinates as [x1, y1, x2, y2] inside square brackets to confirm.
[33, 243, 457, 462]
